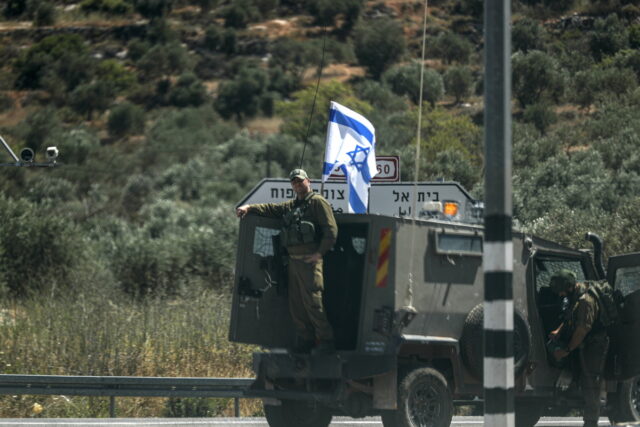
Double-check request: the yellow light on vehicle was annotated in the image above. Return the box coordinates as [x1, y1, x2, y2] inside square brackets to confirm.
[443, 202, 459, 217]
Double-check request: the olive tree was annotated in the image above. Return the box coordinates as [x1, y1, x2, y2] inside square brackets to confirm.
[353, 18, 406, 80]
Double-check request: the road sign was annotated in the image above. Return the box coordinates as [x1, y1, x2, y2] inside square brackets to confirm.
[237, 179, 475, 217]
[326, 156, 400, 182]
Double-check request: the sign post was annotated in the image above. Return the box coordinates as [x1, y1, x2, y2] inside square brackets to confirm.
[237, 178, 475, 217]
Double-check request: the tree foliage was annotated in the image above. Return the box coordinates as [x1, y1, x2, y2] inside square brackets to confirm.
[276, 80, 372, 141]
[353, 18, 406, 79]
[383, 62, 444, 106]
[512, 50, 564, 108]
[443, 66, 473, 104]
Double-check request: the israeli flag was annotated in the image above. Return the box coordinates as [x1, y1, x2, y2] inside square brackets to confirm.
[322, 101, 377, 214]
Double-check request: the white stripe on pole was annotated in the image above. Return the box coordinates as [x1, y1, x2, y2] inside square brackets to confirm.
[484, 412, 516, 427]
[484, 357, 515, 388]
[483, 241, 513, 272]
[484, 300, 514, 330]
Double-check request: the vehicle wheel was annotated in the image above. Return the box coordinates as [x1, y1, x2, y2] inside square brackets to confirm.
[381, 367, 453, 427]
[461, 304, 532, 381]
[608, 376, 640, 424]
[515, 402, 543, 427]
[263, 399, 332, 427]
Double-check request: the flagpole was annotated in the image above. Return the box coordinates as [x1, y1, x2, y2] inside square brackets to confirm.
[320, 141, 327, 198]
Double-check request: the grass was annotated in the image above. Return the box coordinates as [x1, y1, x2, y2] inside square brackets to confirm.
[0, 287, 261, 418]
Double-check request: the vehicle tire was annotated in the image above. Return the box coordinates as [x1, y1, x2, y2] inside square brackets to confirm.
[263, 399, 332, 427]
[515, 401, 543, 427]
[381, 367, 453, 427]
[608, 376, 640, 424]
[460, 304, 532, 381]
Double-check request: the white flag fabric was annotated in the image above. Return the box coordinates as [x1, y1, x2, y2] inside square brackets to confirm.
[322, 101, 377, 214]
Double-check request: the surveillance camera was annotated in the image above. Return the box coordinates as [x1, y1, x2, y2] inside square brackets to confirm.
[46, 146, 59, 161]
[20, 147, 34, 163]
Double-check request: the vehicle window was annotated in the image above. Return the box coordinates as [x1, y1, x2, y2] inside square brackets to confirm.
[253, 227, 280, 257]
[436, 232, 482, 255]
[534, 258, 585, 292]
[613, 266, 640, 298]
[352, 237, 366, 255]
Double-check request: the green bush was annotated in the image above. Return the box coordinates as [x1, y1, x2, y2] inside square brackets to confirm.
[354, 79, 408, 114]
[32, 0, 55, 26]
[276, 80, 372, 141]
[430, 32, 473, 65]
[306, 0, 363, 30]
[80, 0, 133, 14]
[222, 0, 260, 28]
[383, 63, 444, 107]
[108, 102, 145, 138]
[522, 102, 557, 135]
[169, 73, 209, 108]
[204, 24, 223, 51]
[422, 148, 481, 190]
[215, 66, 269, 121]
[0, 196, 83, 296]
[96, 59, 136, 94]
[14, 34, 92, 91]
[57, 128, 100, 165]
[590, 14, 629, 61]
[571, 66, 637, 108]
[69, 81, 116, 120]
[221, 28, 237, 56]
[17, 107, 61, 152]
[629, 24, 640, 49]
[353, 18, 405, 79]
[3, 0, 27, 18]
[512, 50, 564, 108]
[134, 0, 173, 18]
[443, 66, 473, 104]
[512, 18, 545, 53]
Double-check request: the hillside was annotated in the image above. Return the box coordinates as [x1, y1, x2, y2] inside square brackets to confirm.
[1, 0, 640, 417]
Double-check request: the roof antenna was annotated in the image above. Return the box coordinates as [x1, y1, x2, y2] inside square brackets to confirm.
[298, 26, 328, 169]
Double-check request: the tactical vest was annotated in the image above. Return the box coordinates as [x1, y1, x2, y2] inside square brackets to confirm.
[585, 280, 622, 329]
[280, 194, 318, 247]
[566, 281, 622, 334]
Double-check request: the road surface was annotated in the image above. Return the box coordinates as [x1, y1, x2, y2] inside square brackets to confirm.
[0, 417, 621, 427]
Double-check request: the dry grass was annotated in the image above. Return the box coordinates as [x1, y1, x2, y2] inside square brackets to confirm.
[0, 289, 262, 418]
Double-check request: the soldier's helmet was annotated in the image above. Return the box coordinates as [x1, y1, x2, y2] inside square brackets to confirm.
[289, 169, 309, 181]
[549, 269, 577, 294]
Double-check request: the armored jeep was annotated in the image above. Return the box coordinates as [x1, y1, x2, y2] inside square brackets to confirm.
[229, 204, 640, 427]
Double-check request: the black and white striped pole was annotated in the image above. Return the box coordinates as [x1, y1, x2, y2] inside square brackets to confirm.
[483, 0, 513, 426]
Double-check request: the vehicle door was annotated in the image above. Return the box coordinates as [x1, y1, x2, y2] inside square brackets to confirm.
[607, 252, 640, 380]
[229, 214, 294, 348]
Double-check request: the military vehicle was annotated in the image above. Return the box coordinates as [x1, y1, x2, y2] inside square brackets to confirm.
[229, 194, 640, 427]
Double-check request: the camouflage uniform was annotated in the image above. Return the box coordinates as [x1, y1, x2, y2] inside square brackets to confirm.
[566, 282, 610, 427]
[249, 191, 338, 345]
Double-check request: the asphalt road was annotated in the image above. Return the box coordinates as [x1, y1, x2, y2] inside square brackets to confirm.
[0, 417, 619, 427]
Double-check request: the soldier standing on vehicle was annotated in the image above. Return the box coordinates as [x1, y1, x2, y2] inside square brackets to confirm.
[235, 169, 338, 354]
[548, 270, 610, 427]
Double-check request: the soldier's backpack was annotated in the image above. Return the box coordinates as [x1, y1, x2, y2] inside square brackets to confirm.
[585, 280, 622, 330]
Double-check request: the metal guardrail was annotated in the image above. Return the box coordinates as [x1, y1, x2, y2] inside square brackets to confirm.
[0, 374, 255, 417]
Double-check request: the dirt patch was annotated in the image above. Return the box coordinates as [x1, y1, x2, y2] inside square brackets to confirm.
[247, 16, 313, 39]
[246, 117, 283, 135]
[302, 63, 365, 84]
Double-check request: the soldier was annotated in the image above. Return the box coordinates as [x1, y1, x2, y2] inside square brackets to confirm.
[548, 270, 610, 427]
[236, 169, 338, 354]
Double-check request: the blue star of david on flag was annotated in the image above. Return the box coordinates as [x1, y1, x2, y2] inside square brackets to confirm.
[346, 145, 370, 172]
[322, 102, 377, 214]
